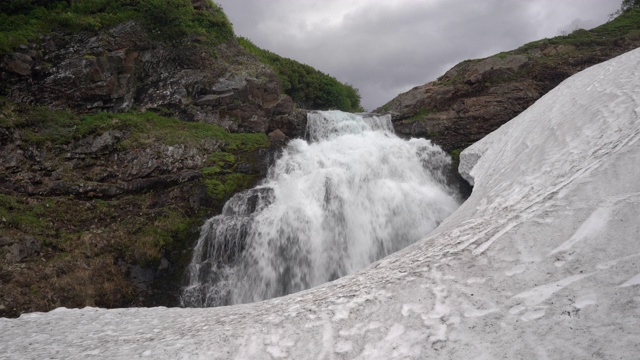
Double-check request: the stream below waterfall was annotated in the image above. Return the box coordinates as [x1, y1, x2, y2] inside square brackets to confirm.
[181, 110, 462, 307]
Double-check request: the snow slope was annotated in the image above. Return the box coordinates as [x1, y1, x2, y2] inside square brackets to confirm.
[1, 48, 640, 360]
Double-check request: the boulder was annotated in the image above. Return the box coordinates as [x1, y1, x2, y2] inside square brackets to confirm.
[3, 236, 40, 263]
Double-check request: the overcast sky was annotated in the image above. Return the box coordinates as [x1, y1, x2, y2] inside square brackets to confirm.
[215, 0, 621, 110]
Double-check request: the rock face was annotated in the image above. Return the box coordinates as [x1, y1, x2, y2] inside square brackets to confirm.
[0, 4, 307, 317]
[0, 100, 278, 316]
[0, 21, 304, 135]
[4, 129, 198, 197]
[377, 14, 640, 153]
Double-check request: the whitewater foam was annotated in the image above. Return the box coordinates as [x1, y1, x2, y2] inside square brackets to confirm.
[182, 111, 460, 307]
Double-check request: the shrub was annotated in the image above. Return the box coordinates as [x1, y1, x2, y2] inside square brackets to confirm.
[138, 0, 193, 39]
[237, 36, 364, 112]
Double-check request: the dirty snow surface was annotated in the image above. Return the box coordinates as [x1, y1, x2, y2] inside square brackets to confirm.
[2, 49, 640, 360]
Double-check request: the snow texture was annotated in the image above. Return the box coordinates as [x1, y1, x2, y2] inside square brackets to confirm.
[2, 48, 640, 359]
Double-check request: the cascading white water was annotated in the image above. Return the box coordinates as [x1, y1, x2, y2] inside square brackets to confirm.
[181, 110, 461, 307]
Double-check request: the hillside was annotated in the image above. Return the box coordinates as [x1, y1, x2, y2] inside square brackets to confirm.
[1, 0, 637, 319]
[237, 37, 363, 112]
[377, 8, 640, 158]
[0, 0, 359, 317]
[2, 44, 639, 360]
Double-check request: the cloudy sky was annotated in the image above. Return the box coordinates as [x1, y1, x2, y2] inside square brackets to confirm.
[215, 0, 621, 110]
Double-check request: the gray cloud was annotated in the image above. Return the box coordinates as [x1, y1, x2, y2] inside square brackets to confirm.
[216, 0, 620, 110]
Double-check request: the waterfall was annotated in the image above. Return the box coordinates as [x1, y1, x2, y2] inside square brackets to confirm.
[181, 110, 461, 307]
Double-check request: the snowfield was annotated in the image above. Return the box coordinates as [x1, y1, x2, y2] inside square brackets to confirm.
[2, 48, 640, 359]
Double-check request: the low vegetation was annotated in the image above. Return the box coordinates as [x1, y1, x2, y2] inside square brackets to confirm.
[0, 1, 362, 113]
[422, 6, 640, 92]
[237, 37, 364, 112]
[407, 108, 436, 122]
[513, 7, 640, 55]
[0, 0, 233, 53]
[0, 99, 270, 316]
[1, 99, 268, 151]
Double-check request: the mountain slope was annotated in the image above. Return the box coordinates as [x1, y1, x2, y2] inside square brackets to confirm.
[377, 8, 640, 156]
[238, 37, 363, 112]
[0, 0, 356, 317]
[2, 44, 639, 360]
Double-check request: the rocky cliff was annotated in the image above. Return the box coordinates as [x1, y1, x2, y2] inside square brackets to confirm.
[0, 0, 311, 317]
[1, 19, 297, 133]
[377, 8, 640, 155]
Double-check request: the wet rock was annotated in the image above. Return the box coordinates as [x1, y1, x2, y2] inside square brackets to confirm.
[0, 236, 13, 247]
[122, 171, 201, 192]
[268, 129, 287, 147]
[129, 265, 155, 291]
[269, 109, 309, 140]
[0, 8, 301, 317]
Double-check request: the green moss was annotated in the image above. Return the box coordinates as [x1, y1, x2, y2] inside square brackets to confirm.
[78, 111, 268, 152]
[208, 152, 235, 165]
[449, 148, 462, 163]
[128, 207, 203, 266]
[407, 108, 436, 122]
[19, 107, 80, 145]
[224, 133, 269, 153]
[30, 285, 41, 296]
[204, 173, 256, 203]
[1, 100, 270, 154]
[436, 68, 467, 86]
[0, 194, 46, 234]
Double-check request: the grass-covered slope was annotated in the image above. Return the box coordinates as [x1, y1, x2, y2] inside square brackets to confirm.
[505, 7, 640, 60]
[238, 37, 364, 112]
[0, 0, 363, 113]
[0, 0, 233, 53]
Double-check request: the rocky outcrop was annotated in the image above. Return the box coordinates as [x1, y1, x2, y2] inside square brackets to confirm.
[0, 4, 308, 317]
[0, 104, 277, 316]
[0, 20, 305, 135]
[1, 127, 216, 197]
[377, 13, 640, 153]
[1, 235, 40, 264]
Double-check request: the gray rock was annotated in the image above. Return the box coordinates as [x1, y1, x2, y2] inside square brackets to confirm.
[129, 265, 155, 291]
[1, 20, 295, 134]
[211, 73, 247, 93]
[267, 129, 287, 148]
[3, 52, 33, 76]
[4, 236, 40, 263]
